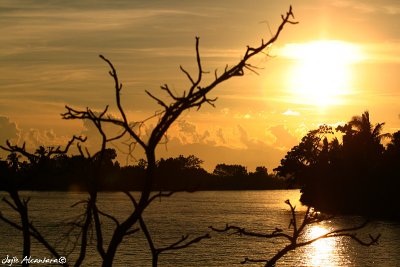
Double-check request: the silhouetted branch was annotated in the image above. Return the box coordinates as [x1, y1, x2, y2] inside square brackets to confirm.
[211, 200, 380, 266]
[0, 212, 68, 267]
[2, 197, 18, 212]
[0, 141, 33, 161]
[145, 90, 168, 109]
[148, 191, 175, 205]
[159, 234, 211, 253]
[139, 211, 210, 267]
[98, 209, 120, 227]
[209, 224, 291, 240]
[125, 228, 140, 236]
[180, 66, 195, 86]
[123, 189, 209, 266]
[0, 135, 86, 163]
[241, 257, 270, 264]
[64, 209, 92, 266]
[119, 193, 145, 235]
[0, 6, 297, 267]
[123, 191, 138, 206]
[296, 220, 380, 248]
[29, 223, 67, 266]
[138, 214, 157, 265]
[0, 212, 23, 231]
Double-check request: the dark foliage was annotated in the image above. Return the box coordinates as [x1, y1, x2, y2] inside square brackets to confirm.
[0, 152, 289, 191]
[274, 111, 400, 219]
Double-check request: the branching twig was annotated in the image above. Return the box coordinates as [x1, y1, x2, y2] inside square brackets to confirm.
[148, 191, 175, 205]
[0, 135, 86, 163]
[157, 233, 211, 253]
[26, 6, 297, 267]
[210, 200, 380, 266]
[98, 209, 120, 227]
[209, 224, 292, 241]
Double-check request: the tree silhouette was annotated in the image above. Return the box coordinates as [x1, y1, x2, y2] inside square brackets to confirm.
[348, 111, 388, 142]
[275, 111, 400, 219]
[337, 111, 389, 163]
[273, 125, 333, 184]
[0, 136, 85, 267]
[213, 163, 248, 178]
[0, 6, 298, 267]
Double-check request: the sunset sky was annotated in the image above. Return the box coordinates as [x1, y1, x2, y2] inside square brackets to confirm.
[1, 0, 400, 171]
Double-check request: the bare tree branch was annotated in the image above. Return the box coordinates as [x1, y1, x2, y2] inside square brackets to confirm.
[157, 233, 211, 253]
[0, 135, 86, 163]
[148, 191, 175, 205]
[209, 224, 292, 241]
[210, 200, 380, 266]
[0, 7, 296, 267]
[98, 209, 120, 227]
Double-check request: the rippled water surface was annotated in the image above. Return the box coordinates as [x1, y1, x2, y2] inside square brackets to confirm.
[1, 190, 399, 266]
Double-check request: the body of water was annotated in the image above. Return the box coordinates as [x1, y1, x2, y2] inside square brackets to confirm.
[0, 190, 399, 266]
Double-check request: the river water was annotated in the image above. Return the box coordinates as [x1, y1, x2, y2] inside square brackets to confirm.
[0, 190, 399, 266]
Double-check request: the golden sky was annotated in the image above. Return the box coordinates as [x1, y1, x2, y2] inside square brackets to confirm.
[1, 0, 400, 171]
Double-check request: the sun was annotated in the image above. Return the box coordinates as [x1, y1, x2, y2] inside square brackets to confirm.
[281, 40, 364, 107]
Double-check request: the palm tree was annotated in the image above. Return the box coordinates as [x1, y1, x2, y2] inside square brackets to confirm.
[337, 111, 389, 157]
[348, 111, 390, 144]
[335, 111, 390, 185]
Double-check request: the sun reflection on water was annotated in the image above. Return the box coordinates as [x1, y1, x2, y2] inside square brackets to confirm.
[304, 225, 337, 267]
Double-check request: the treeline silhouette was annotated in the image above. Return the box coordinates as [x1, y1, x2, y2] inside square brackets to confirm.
[275, 111, 400, 219]
[0, 151, 289, 191]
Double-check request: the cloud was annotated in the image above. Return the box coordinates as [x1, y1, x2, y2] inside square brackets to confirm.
[155, 121, 288, 169]
[362, 42, 400, 63]
[237, 125, 249, 146]
[0, 120, 80, 159]
[216, 128, 226, 144]
[282, 109, 300, 116]
[19, 128, 74, 151]
[0, 3, 221, 58]
[266, 125, 299, 150]
[174, 120, 214, 145]
[0, 116, 20, 146]
[331, 1, 376, 13]
[331, 0, 400, 15]
[0, 116, 299, 172]
[237, 125, 277, 151]
[157, 136, 286, 172]
[383, 5, 400, 15]
[178, 120, 197, 134]
[0, 116, 88, 158]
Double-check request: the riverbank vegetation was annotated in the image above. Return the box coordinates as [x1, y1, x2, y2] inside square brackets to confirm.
[0, 6, 383, 266]
[0, 152, 290, 191]
[0, 7, 303, 267]
[275, 111, 400, 219]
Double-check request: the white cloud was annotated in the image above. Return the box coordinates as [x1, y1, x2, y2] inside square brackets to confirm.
[156, 135, 286, 172]
[20, 128, 72, 150]
[282, 109, 300, 116]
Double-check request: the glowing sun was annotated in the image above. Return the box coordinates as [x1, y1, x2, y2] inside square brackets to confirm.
[281, 40, 364, 107]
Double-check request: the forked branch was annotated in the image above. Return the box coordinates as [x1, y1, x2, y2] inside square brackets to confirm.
[210, 200, 380, 266]
[58, 7, 297, 267]
[0, 135, 86, 163]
